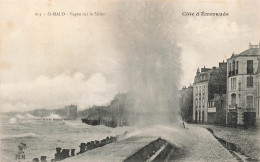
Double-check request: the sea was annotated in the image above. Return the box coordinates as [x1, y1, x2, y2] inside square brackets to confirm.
[0, 113, 129, 162]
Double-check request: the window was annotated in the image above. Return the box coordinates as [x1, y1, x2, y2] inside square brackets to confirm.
[246, 96, 253, 108]
[247, 76, 253, 87]
[231, 78, 237, 90]
[259, 82, 260, 95]
[229, 63, 232, 76]
[247, 60, 253, 74]
[236, 61, 239, 74]
[231, 93, 236, 106]
[232, 60, 235, 75]
[195, 99, 198, 105]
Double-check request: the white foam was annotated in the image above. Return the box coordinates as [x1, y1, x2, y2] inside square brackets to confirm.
[8, 117, 17, 124]
[45, 113, 63, 119]
[1, 132, 38, 139]
[15, 114, 25, 119]
[121, 124, 192, 148]
[24, 113, 39, 119]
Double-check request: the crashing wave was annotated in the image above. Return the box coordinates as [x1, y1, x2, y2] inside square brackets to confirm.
[15, 114, 25, 119]
[8, 117, 18, 124]
[1, 132, 38, 139]
[24, 113, 39, 119]
[44, 113, 63, 119]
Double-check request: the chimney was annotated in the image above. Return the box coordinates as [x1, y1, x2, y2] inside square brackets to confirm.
[196, 68, 200, 75]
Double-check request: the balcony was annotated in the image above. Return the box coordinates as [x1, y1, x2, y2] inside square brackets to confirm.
[208, 107, 216, 113]
[228, 70, 237, 77]
[229, 104, 237, 110]
[247, 68, 254, 74]
[235, 69, 238, 75]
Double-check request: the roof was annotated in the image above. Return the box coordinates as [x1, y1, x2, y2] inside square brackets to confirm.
[239, 48, 260, 56]
[228, 47, 260, 60]
[208, 94, 226, 102]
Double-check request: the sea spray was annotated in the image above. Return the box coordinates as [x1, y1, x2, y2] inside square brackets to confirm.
[120, 124, 192, 148]
[112, 1, 182, 125]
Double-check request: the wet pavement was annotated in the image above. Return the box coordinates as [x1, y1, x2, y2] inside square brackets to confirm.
[63, 125, 237, 162]
[63, 136, 157, 162]
[193, 123, 260, 161]
[169, 125, 237, 162]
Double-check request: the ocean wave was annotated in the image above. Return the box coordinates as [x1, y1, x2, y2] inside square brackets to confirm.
[24, 113, 39, 119]
[15, 114, 26, 119]
[63, 120, 81, 126]
[44, 113, 63, 119]
[8, 113, 39, 124]
[8, 117, 18, 124]
[0, 132, 39, 139]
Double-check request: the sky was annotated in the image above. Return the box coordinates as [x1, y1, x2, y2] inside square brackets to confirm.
[0, 0, 260, 112]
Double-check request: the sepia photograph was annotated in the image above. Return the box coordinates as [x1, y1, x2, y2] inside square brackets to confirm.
[0, 0, 259, 161]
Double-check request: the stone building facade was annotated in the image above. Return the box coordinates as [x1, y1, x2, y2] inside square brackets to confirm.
[193, 61, 227, 123]
[226, 43, 260, 125]
[179, 86, 193, 122]
[207, 94, 226, 124]
[257, 57, 260, 119]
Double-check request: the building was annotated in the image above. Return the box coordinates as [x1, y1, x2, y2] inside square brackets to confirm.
[65, 104, 78, 120]
[207, 94, 226, 124]
[193, 61, 227, 123]
[179, 86, 193, 122]
[226, 43, 260, 125]
[256, 57, 260, 120]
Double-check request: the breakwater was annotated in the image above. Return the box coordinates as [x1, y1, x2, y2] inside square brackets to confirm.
[124, 138, 167, 162]
[31, 136, 118, 162]
[81, 118, 128, 128]
[123, 137, 185, 162]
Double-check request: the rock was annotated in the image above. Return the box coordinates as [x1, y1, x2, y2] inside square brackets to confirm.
[60, 149, 70, 160]
[86, 142, 91, 151]
[95, 140, 100, 147]
[71, 149, 75, 156]
[79, 143, 86, 153]
[56, 147, 62, 154]
[55, 147, 62, 161]
[40, 156, 47, 162]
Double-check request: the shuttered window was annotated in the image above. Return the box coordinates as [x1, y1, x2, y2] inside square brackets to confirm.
[246, 96, 253, 108]
[247, 76, 253, 87]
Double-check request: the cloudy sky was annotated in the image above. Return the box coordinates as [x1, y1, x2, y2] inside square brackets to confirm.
[0, 0, 260, 112]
